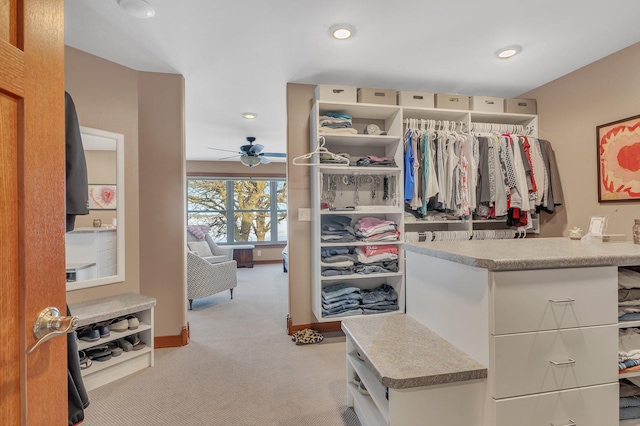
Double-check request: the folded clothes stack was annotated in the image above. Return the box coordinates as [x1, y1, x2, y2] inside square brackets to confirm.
[618, 268, 640, 321]
[319, 112, 357, 135]
[354, 216, 399, 242]
[620, 378, 640, 420]
[355, 155, 397, 167]
[361, 284, 399, 314]
[321, 215, 356, 243]
[321, 283, 362, 318]
[354, 245, 399, 274]
[321, 247, 358, 277]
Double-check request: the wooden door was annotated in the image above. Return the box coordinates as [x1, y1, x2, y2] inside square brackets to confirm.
[0, 0, 67, 424]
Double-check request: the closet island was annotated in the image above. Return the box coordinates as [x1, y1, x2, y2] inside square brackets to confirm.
[345, 237, 640, 426]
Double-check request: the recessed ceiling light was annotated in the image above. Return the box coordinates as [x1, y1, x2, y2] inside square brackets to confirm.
[330, 25, 355, 40]
[117, 0, 155, 19]
[496, 45, 522, 59]
[242, 112, 258, 120]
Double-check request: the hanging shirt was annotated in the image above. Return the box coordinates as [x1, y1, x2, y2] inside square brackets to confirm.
[404, 129, 414, 203]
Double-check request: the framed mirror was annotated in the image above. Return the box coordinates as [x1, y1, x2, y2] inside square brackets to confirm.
[65, 126, 125, 291]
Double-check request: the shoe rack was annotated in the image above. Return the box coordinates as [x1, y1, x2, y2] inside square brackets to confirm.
[69, 292, 156, 391]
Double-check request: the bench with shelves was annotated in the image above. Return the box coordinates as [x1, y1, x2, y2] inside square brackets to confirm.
[69, 292, 156, 391]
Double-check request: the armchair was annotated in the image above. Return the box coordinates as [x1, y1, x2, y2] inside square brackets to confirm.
[187, 233, 233, 264]
[187, 252, 237, 310]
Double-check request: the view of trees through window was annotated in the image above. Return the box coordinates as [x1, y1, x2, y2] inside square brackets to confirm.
[187, 178, 287, 244]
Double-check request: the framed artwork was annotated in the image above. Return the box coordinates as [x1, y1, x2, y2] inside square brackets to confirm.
[596, 114, 640, 202]
[88, 184, 117, 209]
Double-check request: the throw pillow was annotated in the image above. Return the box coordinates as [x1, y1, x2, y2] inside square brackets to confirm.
[188, 241, 213, 258]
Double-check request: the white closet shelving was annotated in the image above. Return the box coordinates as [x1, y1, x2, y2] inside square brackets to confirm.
[310, 101, 405, 323]
[618, 266, 640, 426]
[402, 106, 540, 236]
[309, 98, 544, 322]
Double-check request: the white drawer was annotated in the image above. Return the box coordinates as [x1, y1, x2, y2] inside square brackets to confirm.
[495, 383, 617, 426]
[97, 248, 116, 269]
[492, 325, 617, 398]
[491, 267, 617, 335]
[98, 231, 117, 251]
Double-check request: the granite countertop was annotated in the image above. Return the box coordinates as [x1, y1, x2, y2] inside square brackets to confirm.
[68, 292, 156, 327]
[404, 237, 640, 271]
[341, 315, 487, 389]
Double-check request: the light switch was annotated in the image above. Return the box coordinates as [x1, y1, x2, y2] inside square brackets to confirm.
[298, 208, 311, 221]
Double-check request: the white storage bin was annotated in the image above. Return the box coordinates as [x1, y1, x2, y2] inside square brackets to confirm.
[435, 93, 469, 110]
[357, 87, 397, 105]
[470, 96, 504, 113]
[397, 91, 435, 108]
[504, 98, 537, 114]
[314, 84, 357, 103]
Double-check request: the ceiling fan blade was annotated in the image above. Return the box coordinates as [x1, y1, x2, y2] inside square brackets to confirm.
[207, 147, 241, 154]
[259, 156, 271, 164]
[261, 152, 286, 158]
[216, 154, 242, 161]
[249, 143, 264, 154]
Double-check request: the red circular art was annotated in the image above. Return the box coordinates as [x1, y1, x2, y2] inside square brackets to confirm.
[600, 120, 640, 200]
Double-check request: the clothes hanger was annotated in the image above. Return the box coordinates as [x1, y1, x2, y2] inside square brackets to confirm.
[292, 136, 349, 166]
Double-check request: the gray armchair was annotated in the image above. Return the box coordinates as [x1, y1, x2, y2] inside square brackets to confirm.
[187, 252, 237, 310]
[187, 233, 233, 264]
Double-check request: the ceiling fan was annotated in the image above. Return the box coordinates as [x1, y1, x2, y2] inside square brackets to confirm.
[208, 137, 286, 167]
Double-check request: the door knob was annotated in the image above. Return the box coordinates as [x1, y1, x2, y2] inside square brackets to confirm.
[26, 307, 79, 354]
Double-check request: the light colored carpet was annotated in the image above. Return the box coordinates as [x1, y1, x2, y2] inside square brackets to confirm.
[82, 264, 361, 426]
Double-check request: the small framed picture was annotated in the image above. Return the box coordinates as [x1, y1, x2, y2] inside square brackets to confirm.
[588, 216, 608, 236]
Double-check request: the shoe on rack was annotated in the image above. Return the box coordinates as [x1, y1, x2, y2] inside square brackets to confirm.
[117, 338, 133, 352]
[125, 333, 146, 351]
[109, 318, 129, 332]
[358, 381, 369, 396]
[94, 324, 110, 338]
[353, 372, 361, 385]
[78, 351, 92, 370]
[77, 327, 100, 342]
[107, 341, 123, 357]
[126, 315, 139, 330]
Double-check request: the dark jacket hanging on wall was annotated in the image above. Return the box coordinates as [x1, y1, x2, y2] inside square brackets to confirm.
[65, 91, 89, 232]
[65, 91, 90, 424]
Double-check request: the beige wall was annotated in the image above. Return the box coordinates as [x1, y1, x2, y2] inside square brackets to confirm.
[186, 160, 287, 262]
[138, 72, 187, 336]
[286, 83, 315, 325]
[65, 47, 187, 338]
[65, 46, 141, 301]
[522, 42, 640, 238]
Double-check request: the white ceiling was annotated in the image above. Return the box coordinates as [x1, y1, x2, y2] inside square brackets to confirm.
[64, 0, 640, 163]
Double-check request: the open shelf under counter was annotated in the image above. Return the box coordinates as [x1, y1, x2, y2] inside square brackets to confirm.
[621, 419, 640, 425]
[348, 353, 390, 422]
[619, 320, 640, 329]
[619, 370, 640, 380]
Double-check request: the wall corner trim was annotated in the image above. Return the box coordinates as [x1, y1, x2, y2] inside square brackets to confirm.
[155, 326, 189, 348]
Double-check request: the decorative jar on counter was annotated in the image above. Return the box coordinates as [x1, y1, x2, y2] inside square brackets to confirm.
[634, 219, 640, 244]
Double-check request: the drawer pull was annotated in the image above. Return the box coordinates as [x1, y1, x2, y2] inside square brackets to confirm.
[549, 358, 575, 366]
[550, 419, 576, 426]
[548, 298, 575, 303]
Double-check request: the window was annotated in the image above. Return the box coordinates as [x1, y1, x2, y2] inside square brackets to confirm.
[187, 178, 287, 244]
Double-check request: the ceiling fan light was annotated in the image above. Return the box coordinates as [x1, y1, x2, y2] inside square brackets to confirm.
[117, 0, 155, 19]
[240, 156, 261, 167]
